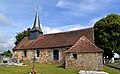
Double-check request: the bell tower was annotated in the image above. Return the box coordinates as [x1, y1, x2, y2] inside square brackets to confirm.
[29, 7, 43, 40]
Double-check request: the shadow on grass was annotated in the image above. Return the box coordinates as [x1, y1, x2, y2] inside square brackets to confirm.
[58, 65, 65, 68]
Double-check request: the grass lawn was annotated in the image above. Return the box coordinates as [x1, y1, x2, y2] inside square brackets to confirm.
[0, 62, 79, 74]
[107, 59, 120, 68]
[104, 66, 120, 74]
[0, 62, 120, 74]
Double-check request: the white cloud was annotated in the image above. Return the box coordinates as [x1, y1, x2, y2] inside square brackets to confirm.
[56, 0, 70, 8]
[43, 26, 62, 34]
[0, 13, 11, 26]
[67, 24, 92, 31]
[68, 25, 84, 31]
[56, 0, 96, 11]
[56, 0, 113, 16]
[89, 16, 104, 26]
[68, 26, 80, 31]
[42, 23, 92, 34]
[0, 33, 15, 52]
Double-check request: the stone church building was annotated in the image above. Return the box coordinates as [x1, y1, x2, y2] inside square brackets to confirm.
[13, 10, 103, 71]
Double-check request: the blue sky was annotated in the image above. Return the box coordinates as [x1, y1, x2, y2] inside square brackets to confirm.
[0, 0, 120, 51]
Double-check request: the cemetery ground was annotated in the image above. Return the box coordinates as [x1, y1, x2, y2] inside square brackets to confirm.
[107, 58, 120, 69]
[0, 62, 120, 74]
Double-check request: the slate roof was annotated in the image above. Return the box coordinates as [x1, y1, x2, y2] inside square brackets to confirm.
[13, 27, 94, 50]
[30, 9, 43, 33]
[65, 36, 103, 53]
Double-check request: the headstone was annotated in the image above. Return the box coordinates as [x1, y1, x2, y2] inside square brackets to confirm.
[111, 57, 114, 63]
[12, 58, 18, 63]
[2, 57, 10, 65]
[79, 70, 109, 74]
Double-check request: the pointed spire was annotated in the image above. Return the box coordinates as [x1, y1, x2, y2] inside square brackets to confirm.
[31, 6, 43, 33]
[29, 6, 43, 40]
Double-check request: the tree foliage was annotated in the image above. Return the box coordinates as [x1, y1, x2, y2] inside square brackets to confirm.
[14, 28, 30, 45]
[0, 50, 12, 57]
[94, 14, 120, 59]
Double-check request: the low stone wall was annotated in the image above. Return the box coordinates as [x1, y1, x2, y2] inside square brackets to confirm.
[65, 52, 103, 71]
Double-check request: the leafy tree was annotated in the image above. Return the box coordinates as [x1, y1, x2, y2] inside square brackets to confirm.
[14, 28, 30, 45]
[0, 50, 12, 57]
[94, 14, 120, 59]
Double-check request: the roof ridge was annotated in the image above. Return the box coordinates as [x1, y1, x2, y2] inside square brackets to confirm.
[41, 27, 93, 36]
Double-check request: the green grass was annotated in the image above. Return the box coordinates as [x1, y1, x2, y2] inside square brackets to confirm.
[104, 66, 120, 74]
[0, 62, 79, 74]
[107, 59, 120, 68]
[0, 62, 120, 74]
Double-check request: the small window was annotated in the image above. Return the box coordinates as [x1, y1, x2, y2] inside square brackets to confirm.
[24, 50, 27, 57]
[53, 50, 59, 60]
[37, 50, 39, 57]
[73, 53, 77, 59]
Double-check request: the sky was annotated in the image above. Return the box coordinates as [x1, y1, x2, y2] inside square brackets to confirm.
[0, 0, 120, 51]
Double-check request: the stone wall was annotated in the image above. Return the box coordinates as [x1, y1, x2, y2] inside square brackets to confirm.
[38, 48, 67, 66]
[13, 47, 69, 66]
[13, 50, 23, 60]
[65, 52, 103, 71]
[41, 48, 67, 66]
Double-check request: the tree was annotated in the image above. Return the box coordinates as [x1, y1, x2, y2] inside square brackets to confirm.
[14, 28, 30, 45]
[0, 50, 12, 57]
[94, 14, 120, 59]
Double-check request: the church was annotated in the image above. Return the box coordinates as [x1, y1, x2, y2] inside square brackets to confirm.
[13, 10, 103, 71]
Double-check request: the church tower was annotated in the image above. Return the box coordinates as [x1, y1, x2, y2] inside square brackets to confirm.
[29, 8, 43, 40]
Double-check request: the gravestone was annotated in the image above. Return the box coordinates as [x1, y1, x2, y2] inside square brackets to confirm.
[2, 57, 10, 65]
[79, 70, 109, 74]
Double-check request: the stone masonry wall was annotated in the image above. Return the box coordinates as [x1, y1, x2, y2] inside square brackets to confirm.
[13, 47, 69, 66]
[13, 50, 23, 60]
[39, 48, 67, 66]
[13, 50, 35, 61]
[65, 53, 103, 71]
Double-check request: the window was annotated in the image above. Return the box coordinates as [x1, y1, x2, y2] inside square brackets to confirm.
[53, 50, 59, 60]
[37, 50, 39, 57]
[24, 50, 27, 57]
[73, 53, 77, 59]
